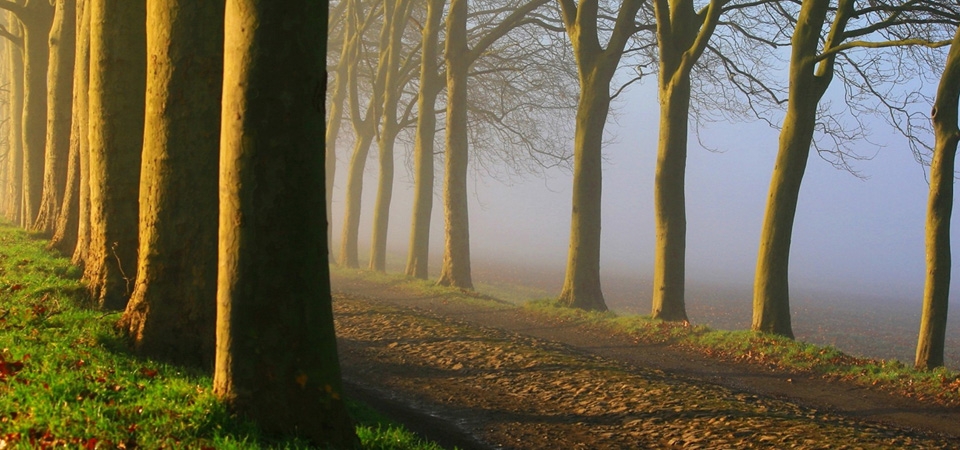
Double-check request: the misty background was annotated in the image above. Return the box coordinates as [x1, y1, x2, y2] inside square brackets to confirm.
[328, 75, 960, 369]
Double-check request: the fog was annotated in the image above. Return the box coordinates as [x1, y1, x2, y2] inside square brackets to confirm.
[330, 80, 960, 367]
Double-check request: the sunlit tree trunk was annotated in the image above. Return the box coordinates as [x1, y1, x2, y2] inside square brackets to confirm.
[405, 0, 445, 279]
[3, 21, 23, 225]
[50, 0, 87, 255]
[916, 26, 960, 371]
[325, 0, 353, 249]
[0, 1, 55, 229]
[83, 0, 145, 310]
[649, 0, 724, 322]
[69, 0, 90, 266]
[119, 0, 222, 368]
[555, 0, 642, 310]
[369, 0, 414, 272]
[437, 0, 472, 289]
[214, 1, 358, 445]
[34, 0, 76, 235]
[338, 0, 390, 268]
[753, 0, 842, 338]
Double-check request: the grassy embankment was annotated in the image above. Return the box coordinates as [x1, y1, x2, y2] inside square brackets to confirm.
[333, 266, 960, 408]
[0, 224, 446, 449]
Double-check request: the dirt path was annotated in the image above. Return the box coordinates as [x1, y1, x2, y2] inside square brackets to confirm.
[332, 274, 960, 449]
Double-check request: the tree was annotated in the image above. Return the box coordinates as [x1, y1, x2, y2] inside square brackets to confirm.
[753, 0, 954, 337]
[2, 16, 23, 225]
[916, 24, 960, 370]
[437, 0, 552, 288]
[214, 1, 358, 445]
[369, 0, 417, 272]
[119, 0, 222, 368]
[0, 0, 53, 229]
[69, 0, 90, 266]
[555, 0, 645, 311]
[339, 0, 393, 268]
[649, 0, 729, 321]
[405, 0, 445, 279]
[48, 0, 88, 255]
[83, 0, 145, 310]
[33, 0, 75, 235]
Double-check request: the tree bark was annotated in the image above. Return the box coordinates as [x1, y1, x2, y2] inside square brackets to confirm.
[915, 26, 960, 370]
[555, 0, 642, 310]
[437, 0, 472, 289]
[3, 19, 23, 225]
[119, 0, 222, 369]
[14, 2, 54, 228]
[753, 0, 839, 338]
[49, 0, 87, 255]
[83, 0, 145, 310]
[369, 0, 414, 272]
[34, 0, 76, 235]
[405, 0, 445, 280]
[69, 0, 90, 266]
[214, 1, 358, 445]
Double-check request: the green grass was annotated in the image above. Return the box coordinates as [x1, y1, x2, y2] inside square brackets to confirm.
[0, 224, 449, 449]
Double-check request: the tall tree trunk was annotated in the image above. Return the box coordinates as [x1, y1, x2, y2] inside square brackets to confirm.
[16, 2, 54, 228]
[338, 130, 374, 267]
[3, 23, 23, 225]
[651, 80, 690, 321]
[650, 0, 723, 322]
[557, 71, 611, 311]
[70, 0, 91, 267]
[556, 0, 641, 310]
[338, 0, 391, 269]
[34, 0, 76, 235]
[214, 1, 358, 445]
[49, 0, 87, 255]
[405, 0, 444, 280]
[753, 0, 837, 338]
[369, 0, 413, 272]
[324, 0, 352, 249]
[84, 0, 145, 310]
[437, 0, 472, 289]
[915, 26, 960, 371]
[119, 0, 222, 369]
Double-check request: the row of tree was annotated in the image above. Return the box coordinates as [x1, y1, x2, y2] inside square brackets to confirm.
[0, 0, 357, 446]
[325, 0, 959, 370]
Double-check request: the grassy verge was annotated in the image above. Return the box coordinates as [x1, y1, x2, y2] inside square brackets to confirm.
[524, 298, 960, 407]
[332, 265, 960, 408]
[0, 224, 448, 449]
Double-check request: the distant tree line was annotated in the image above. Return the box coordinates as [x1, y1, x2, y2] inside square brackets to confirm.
[0, 0, 955, 444]
[324, 0, 959, 371]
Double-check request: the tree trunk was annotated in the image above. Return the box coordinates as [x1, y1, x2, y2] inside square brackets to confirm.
[49, 0, 87, 255]
[324, 1, 351, 250]
[651, 80, 690, 322]
[83, 0, 145, 310]
[338, 130, 374, 267]
[915, 26, 960, 370]
[369, 0, 413, 272]
[404, 0, 444, 280]
[70, 0, 91, 267]
[437, 0, 472, 289]
[17, 3, 54, 228]
[119, 0, 222, 369]
[34, 0, 76, 235]
[558, 69, 611, 311]
[3, 23, 23, 225]
[214, 1, 358, 445]
[753, 0, 834, 338]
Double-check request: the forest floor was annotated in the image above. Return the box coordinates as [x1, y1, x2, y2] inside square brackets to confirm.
[332, 272, 960, 450]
